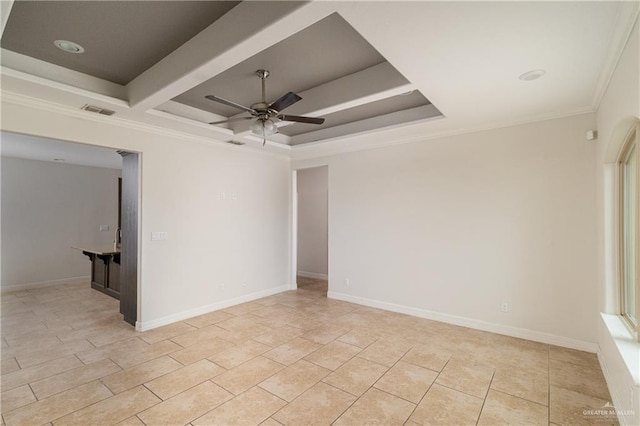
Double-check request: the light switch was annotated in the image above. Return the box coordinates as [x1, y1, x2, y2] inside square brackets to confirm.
[151, 231, 169, 241]
[99, 225, 110, 231]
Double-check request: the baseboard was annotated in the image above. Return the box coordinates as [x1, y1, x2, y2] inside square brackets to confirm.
[297, 271, 328, 280]
[328, 291, 598, 353]
[1, 276, 90, 293]
[135, 285, 290, 331]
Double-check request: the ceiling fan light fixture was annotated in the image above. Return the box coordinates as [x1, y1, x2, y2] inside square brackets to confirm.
[250, 117, 278, 137]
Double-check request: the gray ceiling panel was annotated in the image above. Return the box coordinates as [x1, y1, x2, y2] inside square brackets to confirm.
[174, 13, 389, 117]
[1, 1, 240, 85]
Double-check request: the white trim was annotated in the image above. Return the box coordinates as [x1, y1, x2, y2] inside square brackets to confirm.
[1, 64, 128, 108]
[297, 271, 328, 280]
[0, 84, 291, 161]
[592, 3, 640, 110]
[0, 1, 15, 39]
[291, 107, 595, 161]
[1, 276, 90, 293]
[291, 170, 298, 291]
[600, 313, 640, 385]
[328, 291, 598, 353]
[598, 313, 640, 426]
[0, 65, 597, 163]
[135, 285, 289, 331]
[1, 49, 127, 100]
[596, 344, 629, 426]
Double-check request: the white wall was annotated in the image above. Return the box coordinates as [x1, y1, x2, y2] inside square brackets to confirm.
[297, 166, 328, 278]
[295, 113, 599, 347]
[594, 16, 639, 426]
[1, 156, 120, 290]
[0, 100, 291, 330]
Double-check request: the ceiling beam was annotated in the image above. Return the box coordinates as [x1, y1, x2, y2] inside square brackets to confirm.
[1, 49, 126, 100]
[127, 1, 335, 111]
[288, 62, 415, 117]
[0, 0, 14, 39]
[289, 104, 442, 145]
[153, 100, 227, 126]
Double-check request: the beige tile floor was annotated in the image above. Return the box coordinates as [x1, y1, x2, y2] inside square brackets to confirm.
[1, 278, 617, 425]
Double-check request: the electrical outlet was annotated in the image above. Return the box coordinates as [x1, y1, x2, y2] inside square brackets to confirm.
[220, 192, 227, 200]
[501, 302, 509, 313]
[344, 278, 350, 287]
[232, 192, 238, 200]
[151, 232, 168, 241]
[219, 283, 225, 290]
[241, 281, 247, 287]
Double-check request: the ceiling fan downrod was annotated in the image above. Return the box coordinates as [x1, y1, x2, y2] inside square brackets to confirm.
[257, 69, 270, 105]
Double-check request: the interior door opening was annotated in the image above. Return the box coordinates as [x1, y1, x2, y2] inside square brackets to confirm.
[0, 131, 140, 327]
[294, 166, 328, 297]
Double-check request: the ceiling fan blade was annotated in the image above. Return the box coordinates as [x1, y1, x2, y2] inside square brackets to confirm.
[205, 95, 255, 114]
[209, 117, 252, 125]
[278, 114, 325, 125]
[269, 92, 302, 112]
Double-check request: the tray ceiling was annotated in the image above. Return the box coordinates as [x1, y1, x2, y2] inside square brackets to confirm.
[0, 1, 633, 154]
[172, 12, 438, 141]
[0, 1, 442, 147]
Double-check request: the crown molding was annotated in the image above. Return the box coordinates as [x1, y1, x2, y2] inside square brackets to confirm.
[591, 2, 640, 110]
[291, 105, 596, 161]
[2, 78, 596, 165]
[0, 90, 292, 161]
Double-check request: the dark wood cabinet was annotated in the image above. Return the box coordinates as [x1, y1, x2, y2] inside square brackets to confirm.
[80, 250, 121, 300]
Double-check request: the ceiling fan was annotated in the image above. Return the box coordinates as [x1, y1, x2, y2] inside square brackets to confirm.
[206, 69, 325, 145]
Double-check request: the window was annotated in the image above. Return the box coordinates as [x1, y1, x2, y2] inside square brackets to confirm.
[619, 128, 639, 333]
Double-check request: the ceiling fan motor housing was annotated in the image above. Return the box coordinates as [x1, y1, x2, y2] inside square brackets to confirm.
[250, 102, 271, 115]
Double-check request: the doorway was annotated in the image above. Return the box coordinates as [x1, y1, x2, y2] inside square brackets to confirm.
[294, 166, 328, 297]
[0, 132, 140, 327]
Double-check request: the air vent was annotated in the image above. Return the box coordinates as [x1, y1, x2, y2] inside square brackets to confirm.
[81, 104, 115, 116]
[226, 140, 245, 146]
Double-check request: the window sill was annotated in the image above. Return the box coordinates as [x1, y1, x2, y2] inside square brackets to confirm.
[601, 313, 640, 386]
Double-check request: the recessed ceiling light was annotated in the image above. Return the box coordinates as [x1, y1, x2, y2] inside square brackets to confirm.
[53, 40, 84, 54]
[519, 69, 546, 81]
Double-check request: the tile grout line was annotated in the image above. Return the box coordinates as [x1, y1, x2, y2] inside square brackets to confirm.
[474, 369, 496, 425]
[39, 379, 116, 425]
[489, 387, 550, 408]
[331, 342, 414, 424]
[141, 382, 166, 402]
[402, 354, 452, 424]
